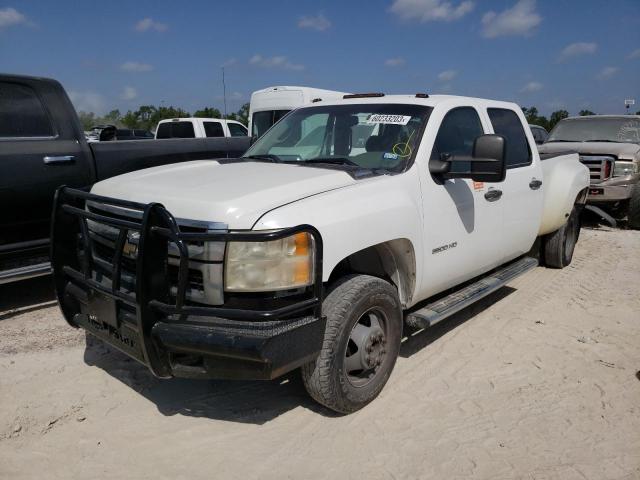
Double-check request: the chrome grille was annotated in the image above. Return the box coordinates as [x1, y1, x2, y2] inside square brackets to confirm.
[85, 203, 226, 305]
[579, 155, 616, 184]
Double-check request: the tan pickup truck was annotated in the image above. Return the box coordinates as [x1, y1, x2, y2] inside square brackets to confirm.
[539, 115, 640, 229]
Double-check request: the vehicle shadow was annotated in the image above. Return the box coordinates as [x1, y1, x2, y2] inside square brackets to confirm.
[83, 338, 335, 424]
[0, 275, 57, 321]
[83, 286, 516, 424]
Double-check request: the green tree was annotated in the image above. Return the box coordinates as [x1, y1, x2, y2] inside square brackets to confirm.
[549, 110, 569, 130]
[579, 110, 596, 116]
[521, 106, 549, 130]
[193, 107, 222, 118]
[77, 111, 96, 130]
[121, 110, 140, 129]
[234, 103, 249, 125]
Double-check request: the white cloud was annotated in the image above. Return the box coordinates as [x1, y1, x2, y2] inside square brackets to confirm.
[298, 13, 331, 31]
[520, 81, 543, 93]
[628, 48, 640, 60]
[221, 58, 237, 68]
[249, 55, 305, 71]
[68, 90, 106, 114]
[120, 61, 154, 72]
[120, 86, 138, 101]
[596, 66, 618, 80]
[438, 69, 457, 81]
[481, 0, 541, 38]
[0, 7, 28, 29]
[134, 17, 167, 32]
[558, 42, 597, 62]
[389, 0, 474, 22]
[385, 57, 406, 67]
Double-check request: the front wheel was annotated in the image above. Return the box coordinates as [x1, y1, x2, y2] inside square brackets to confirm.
[543, 206, 581, 268]
[301, 275, 402, 414]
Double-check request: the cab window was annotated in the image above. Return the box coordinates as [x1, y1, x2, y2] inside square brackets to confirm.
[430, 107, 484, 172]
[0, 82, 54, 138]
[430, 107, 484, 160]
[488, 108, 531, 168]
[204, 121, 224, 137]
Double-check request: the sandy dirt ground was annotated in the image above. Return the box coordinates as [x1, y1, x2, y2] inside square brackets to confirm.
[1, 226, 639, 480]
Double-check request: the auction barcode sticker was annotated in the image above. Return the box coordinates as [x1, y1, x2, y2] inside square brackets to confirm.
[366, 114, 411, 125]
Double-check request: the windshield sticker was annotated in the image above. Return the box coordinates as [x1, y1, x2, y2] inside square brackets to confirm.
[366, 114, 411, 125]
[383, 152, 399, 160]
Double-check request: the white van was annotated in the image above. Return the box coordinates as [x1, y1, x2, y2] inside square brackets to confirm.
[248, 86, 347, 139]
[155, 118, 248, 139]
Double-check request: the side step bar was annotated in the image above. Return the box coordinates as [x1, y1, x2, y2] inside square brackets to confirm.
[0, 262, 51, 285]
[405, 256, 538, 329]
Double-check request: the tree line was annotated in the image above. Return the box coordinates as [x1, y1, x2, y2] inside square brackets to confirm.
[77, 102, 638, 133]
[77, 103, 249, 132]
[521, 107, 604, 131]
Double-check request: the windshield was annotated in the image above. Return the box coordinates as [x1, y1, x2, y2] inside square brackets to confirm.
[547, 117, 640, 143]
[244, 103, 432, 172]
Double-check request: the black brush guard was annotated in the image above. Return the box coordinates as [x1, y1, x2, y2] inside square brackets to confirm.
[51, 187, 325, 380]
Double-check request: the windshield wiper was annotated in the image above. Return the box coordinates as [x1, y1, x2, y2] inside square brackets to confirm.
[545, 140, 579, 143]
[302, 157, 361, 167]
[241, 154, 282, 163]
[584, 139, 621, 143]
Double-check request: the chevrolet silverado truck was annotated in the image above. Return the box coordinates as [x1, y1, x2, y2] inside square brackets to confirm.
[51, 93, 589, 413]
[539, 115, 640, 229]
[0, 73, 250, 284]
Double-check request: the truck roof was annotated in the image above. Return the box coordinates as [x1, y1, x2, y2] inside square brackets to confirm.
[562, 115, 640, 120]
[314, 94, 521, 111]
[157, 117, 243, 124]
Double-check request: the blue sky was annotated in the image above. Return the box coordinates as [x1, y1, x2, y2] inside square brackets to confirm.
[1, 0, 639, 116]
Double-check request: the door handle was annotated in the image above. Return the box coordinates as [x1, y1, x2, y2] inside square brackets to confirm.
[484, 189, 503, 202]
[529, 179, 543, 190]
[43, 155, 75, 165]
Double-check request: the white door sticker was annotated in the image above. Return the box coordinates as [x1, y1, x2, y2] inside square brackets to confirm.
[366, 114, 411, 125]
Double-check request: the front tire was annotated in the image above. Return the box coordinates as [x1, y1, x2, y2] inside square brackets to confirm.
[301, 275, 402, 414]
[543, 206, 581, 268]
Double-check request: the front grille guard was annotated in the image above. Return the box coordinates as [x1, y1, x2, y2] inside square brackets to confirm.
[51, 187, 323, 376]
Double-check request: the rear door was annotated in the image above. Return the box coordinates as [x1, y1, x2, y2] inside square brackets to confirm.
[486, 108, 543, 261]
[203, 121, 225, 138]
[0, 78, 93, 246]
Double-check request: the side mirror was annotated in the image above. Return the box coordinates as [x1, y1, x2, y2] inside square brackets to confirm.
[429, 134, 506, 183]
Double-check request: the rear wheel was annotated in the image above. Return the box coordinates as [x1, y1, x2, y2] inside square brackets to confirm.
[301, 275, 402, 414]
[543, 206, 581, 268]
[628, 184, 640, 230]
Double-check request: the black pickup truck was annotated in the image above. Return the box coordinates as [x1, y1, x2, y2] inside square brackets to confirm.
[0, 74, 250, 284]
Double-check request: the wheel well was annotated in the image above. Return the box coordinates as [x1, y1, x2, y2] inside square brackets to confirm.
[327, 239, 416, 308]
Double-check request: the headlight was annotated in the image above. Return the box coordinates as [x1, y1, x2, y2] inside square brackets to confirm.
[224, 232, 315, 292]
[613, 161, 637, 177]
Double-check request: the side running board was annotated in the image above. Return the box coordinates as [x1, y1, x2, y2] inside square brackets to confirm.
[405, 256, 538, 329]
[0, 262, 51, 285]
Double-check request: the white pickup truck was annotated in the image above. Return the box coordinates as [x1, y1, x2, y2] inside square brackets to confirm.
[51, 93, 589, 413]
[155, 117, 248, 139]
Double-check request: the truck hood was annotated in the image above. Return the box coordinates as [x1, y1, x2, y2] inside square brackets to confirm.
[538, 142, 640, 159]
[90, 160, 357, 229]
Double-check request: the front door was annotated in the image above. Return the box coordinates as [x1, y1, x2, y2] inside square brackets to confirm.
[420, 106, 504, 297]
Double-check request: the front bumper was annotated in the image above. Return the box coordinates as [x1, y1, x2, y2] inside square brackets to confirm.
[51, 187, 325, 380]
[587, 175, 639, 203]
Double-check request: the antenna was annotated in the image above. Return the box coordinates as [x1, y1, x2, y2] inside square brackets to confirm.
[222, 67, 228, 119]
